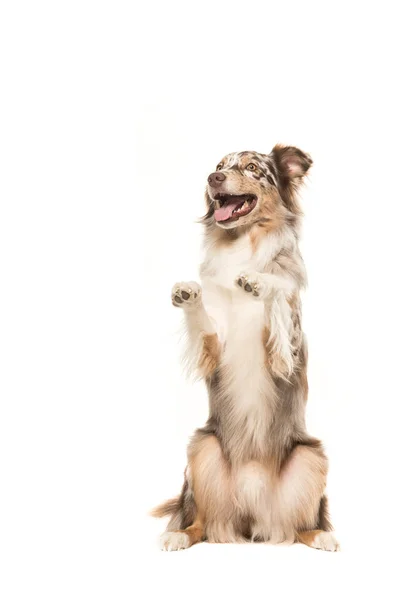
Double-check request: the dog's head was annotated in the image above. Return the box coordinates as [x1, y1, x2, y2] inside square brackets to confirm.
[204, 145, 312, 230]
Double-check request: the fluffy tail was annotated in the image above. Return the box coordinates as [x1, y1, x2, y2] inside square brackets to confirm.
[150, 477, 196, 530]
[150, 496, 181, 518]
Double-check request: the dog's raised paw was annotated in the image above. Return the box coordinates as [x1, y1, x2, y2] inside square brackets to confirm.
[171, 281, 202, 308]
[311, 531, 340, 552]
[160, 531, 191, 551]
[235, 272, 265, 298]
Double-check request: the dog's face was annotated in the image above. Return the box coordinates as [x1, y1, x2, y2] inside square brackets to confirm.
[205, 146, 312, 230]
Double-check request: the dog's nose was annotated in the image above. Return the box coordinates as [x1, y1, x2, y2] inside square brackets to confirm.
[208, 172, 226, 187]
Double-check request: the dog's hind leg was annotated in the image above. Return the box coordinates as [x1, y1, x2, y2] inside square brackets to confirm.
[153, 468, 203, 551]
[278, 440, 339, 552]
[296, 529, 340, 551]
[296, 494, 339, 551]
[159, 433, 238, 550]
[160, 517, 205, 551]
[277, 444, 339, 551]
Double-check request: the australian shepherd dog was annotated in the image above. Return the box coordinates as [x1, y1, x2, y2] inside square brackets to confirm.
[152, 145, 339, 552]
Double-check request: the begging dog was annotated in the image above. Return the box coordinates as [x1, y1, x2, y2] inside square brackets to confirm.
[152, 146, 339, 552]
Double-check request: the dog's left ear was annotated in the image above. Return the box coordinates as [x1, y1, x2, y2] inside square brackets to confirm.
[271, 145, 312, 180]
[270, 145, 312, 214]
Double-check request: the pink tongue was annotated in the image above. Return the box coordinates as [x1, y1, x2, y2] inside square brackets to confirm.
[214, 199, 242, 222]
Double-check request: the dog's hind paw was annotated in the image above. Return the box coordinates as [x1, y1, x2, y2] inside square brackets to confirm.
[311, 531, 340, 552]
[160, 531, 191, 551]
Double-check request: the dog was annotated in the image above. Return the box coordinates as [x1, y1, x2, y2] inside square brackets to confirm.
[152, 145, 339, 552]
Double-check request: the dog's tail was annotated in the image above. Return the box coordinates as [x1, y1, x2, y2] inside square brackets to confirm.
[150, 496, 181, 518]
[150, 476, 196, 529]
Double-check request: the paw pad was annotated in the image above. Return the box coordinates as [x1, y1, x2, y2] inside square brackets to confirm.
[235, 273, 262, 297]
[171, 282, 202, 307]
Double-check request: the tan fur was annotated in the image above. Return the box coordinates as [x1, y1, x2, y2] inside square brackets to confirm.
[296, 529, 323, 546]
[177, 518, 204, 546]
[253, 189, 287, 240]
[188, 435, 234, 525]
[295, 528, 339, 551]
[206, 185, 285, 249]
[198, 333, 220, 378]
[249, 222, 283, 253]
[183, 433, 328, 545]
[262, 325, 271, 346]
[206, 222, 240, 249]
[269, 354, 290, 379]
[279, 445, 327, 529]
[154, 146, 337, 551]
[188, 434, 249, 543]
[150, 496, 180, 518]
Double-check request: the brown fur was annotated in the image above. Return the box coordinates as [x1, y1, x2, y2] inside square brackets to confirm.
[271, 144, 312, 215]
[201, 146, 312, 240]
[317, 494, 333, 531]
[153, 145, 336, 551]
[296, 529, 323, 546]
[150, 496, 180, 518]
[262, 326, 273, 355]
[203, 185, 285, 249]
[177, 518, 205, 546]
[188, 435, 235, 530]
[198, 333, 220, 378]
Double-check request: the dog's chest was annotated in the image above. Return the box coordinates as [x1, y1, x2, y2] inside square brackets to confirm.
[202, 235, 254, 290]
[201, 233, 271, 336]
[201, 235, 275, 444]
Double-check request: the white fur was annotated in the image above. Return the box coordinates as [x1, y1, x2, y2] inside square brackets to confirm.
[267, 291, 294, 376]
[233, 268, 297, 376]
[201, 231, 254, 290]
[221, 290, 275, 453]
[234, 448, 327, 544]
[172, 281, 215, 376]
[175, 227, 300, 452]
[279, 446, 327, 527]
[160, 531, 190, 551]
[165, 156, 332, 548]
[311, 531, 340, 552]
[200, 228, 296, 425]
[236, 462, 270, 517]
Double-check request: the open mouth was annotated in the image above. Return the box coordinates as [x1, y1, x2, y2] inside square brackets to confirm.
[213, 193, 257, 223]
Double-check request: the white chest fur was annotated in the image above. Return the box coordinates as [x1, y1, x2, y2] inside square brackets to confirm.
[200, 230, 286, 338]
[200, 233, 279, 449]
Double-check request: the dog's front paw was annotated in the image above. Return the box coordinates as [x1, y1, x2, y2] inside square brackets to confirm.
[235, 272, 265, 298]
[171, 281, 202, 308]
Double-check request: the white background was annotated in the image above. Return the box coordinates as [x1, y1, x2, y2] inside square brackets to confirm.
[1, 1, 399, 598]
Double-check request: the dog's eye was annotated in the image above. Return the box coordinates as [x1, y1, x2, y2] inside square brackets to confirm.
[216, 163, 223, 171]
[246, 163, 257, 171]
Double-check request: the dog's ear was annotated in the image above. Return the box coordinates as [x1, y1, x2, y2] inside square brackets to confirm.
[270, 145, 312, 214]
[271, 145, 312, 180]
